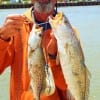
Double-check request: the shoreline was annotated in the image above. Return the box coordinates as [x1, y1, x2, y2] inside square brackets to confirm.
[0, 2, 100, 9]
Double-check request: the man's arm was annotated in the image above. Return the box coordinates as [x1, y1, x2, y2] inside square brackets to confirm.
[0, 14, 27, 74]
[0, 34, 14, 74]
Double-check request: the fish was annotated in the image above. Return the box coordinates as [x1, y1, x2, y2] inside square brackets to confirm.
[28, 24, 46, 100]
[28, 24, 55, 100]
[49, 12, 91, 100]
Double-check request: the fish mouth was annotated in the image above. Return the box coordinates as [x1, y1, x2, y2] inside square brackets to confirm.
[49, 12, 63, 27]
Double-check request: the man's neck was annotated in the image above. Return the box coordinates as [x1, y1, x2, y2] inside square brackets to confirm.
[32, 9, 57, 31]
[34, 10, 56, 22]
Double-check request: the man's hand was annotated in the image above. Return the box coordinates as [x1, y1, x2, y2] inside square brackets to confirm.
[0, 14, 28, 40]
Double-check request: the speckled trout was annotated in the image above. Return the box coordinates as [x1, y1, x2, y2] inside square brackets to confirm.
[49, 12, 91, 100]
[28, 24, 45, 100]
[28, 24, 55, 100]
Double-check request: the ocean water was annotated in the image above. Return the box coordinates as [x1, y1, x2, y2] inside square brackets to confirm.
[0, 6, 100, 100]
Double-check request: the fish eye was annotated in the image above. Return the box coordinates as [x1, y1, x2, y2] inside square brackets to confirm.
[39, 34, 42, 37]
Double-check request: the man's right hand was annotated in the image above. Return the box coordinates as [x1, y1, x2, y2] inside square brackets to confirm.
[0, 14, 28, 40]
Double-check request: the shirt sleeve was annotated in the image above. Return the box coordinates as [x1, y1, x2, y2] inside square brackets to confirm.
[0, 37, 14, 74]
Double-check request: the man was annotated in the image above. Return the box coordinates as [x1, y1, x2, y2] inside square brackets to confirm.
[0, 0, 77, 100]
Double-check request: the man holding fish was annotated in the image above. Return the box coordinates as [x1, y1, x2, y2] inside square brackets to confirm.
[0, 0, 90, 100]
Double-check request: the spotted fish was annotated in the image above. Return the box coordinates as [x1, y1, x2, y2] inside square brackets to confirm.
[28, 24, 55, 100]
[28, 24, 46, 100]
[49, 12, 91, 100]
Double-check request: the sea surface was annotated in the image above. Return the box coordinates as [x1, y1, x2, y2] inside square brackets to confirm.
[0, 6, 100, 100]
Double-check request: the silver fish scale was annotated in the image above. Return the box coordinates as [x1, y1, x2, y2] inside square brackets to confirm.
[30, 61, 45, 98]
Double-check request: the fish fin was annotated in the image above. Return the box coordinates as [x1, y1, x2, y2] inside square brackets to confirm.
[86, 66, 91, 78]
[72, 26, 80, 42]
[72, 26, 85, 61]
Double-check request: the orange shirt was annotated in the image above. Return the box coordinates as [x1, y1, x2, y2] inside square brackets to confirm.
[0, 22, 31, 100]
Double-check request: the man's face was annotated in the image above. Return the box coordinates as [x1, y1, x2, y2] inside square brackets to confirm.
[38, 0, 56, 3]
[32, 0, 56, 4]
[34, 0, 57, 13]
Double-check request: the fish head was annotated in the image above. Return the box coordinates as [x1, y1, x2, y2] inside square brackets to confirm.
[49, 12, 63, 29]
[49, 12, 68, 41]
[28, 24, 43, 49]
